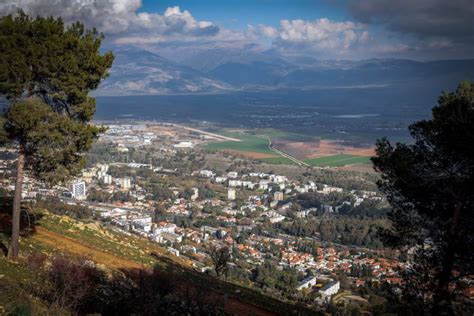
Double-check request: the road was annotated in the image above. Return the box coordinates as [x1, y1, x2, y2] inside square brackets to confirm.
[168, 124, 242, 142]
[265, 136, 311, 167]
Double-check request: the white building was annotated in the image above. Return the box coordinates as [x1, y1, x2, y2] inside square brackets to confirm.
[132, 217, 153, 233]
[200, 170, 215, 178]
[274, 191, 284, 201]
[228, 188, 236, 201]
[155, 222, 177, 234]
[297, 276, 317, 291]
[167, 247, 180, 257]
[215, 176, 227, 184]
[228, 180, 242, 187]
[161, 232, 183, 243]
[262, 211, 285, 223]
[119, 178, 131, 190]
[319, 281, 340, 298]
[99, 164, 109, 173]
[320, 186, 343, 194]
[143, 133, 155, 145]
[272, 175, 287, 183]
[295, 209, 312, 218]
[191, 188, 199, 201]
[174, 141, 193, 149]
[69, 180, 86, 199]
[227, 171, 238, 179]
[103, 174, 113, 185]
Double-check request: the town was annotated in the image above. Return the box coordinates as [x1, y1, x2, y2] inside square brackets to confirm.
[0, 121, 404, 310]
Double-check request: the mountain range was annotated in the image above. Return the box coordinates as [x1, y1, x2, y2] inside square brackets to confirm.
[96, 46, 474, 96]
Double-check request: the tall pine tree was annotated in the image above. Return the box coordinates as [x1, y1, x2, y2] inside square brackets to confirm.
[0, 11, 113, 259]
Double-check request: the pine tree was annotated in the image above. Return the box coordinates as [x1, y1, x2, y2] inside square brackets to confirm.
[372, 81, 474, 313]
[0, 11, 113, 259]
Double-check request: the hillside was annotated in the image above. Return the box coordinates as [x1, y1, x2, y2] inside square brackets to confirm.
[0, 210, 317, 315]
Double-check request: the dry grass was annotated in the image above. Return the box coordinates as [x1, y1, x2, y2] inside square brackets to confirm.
[32, 226, 144, 270]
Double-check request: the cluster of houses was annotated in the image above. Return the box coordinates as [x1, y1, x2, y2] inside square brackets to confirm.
[100, 123, 157, 148]
[0, 131, 401, 305]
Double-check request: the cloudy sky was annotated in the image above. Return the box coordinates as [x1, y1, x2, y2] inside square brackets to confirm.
[1, 0, 473, 60]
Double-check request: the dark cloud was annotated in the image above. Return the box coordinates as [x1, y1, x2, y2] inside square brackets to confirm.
[348, 0, 474, 41]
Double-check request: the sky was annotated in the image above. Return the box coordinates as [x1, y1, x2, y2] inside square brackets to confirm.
[0, 0, 473, 60]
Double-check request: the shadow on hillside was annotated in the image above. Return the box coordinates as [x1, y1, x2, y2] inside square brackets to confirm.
[0, 193, 43, 256]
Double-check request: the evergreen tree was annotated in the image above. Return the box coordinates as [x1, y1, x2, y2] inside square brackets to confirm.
[372, 81, 474, 313]
[0, 12, 113, 259]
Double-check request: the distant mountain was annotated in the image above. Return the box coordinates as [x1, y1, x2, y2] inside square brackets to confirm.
[96, 47, 234, 96]
[276, 59, 474, 88]
[209, 58, 474, 90]
[208, 60, 293, 86]
[97, 46, 474, 96]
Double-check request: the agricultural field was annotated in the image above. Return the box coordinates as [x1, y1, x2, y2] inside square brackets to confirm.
[205, 130, 276, 158]
[204, 128, 374, 168]
[304, 154, 371, 167]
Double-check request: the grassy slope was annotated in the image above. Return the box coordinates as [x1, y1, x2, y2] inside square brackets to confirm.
[1, 211, 317, 316]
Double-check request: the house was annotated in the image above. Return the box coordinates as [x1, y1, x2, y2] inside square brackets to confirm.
[274, 191, 284, 201]
[227, 171, 238, 178]
[229, 180, 242, 187]
[161, 232, 183, 243]
[200, 170, 215, 178]
[294, 209, 312, 218]
[167, 247, 180, 257]
[320, 186, 343, 194]
[319, 280, 340, 297]
[215, 176, 227, 183]
[297, 276, 317, 291]
[155, 222, 177, 234]
[131, 217, 153, 233]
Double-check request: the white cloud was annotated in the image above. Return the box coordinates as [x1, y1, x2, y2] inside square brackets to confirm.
[261, 18, 369, 56]
[1, 1, 466, 59]
[0, 1, 220, 44]
[259, 25, 278, 39]
[0, 0, 142, 33]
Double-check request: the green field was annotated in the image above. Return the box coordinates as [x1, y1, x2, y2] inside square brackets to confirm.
[206, 131, 274, 155]
[205, 129, 311, 158]
[304, 154, 371, 167]
[205, 129, 372, 167]
[248, 128, 312, 141]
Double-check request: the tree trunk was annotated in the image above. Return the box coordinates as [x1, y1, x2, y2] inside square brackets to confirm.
[9, 152, 25, 260]
[434, 202, 463, 308]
